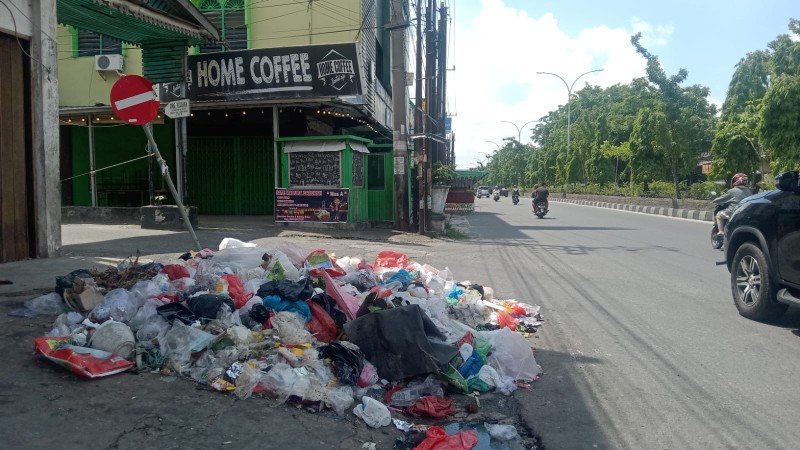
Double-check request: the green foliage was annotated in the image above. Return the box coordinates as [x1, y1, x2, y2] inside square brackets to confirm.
[432, 162, 456, 185]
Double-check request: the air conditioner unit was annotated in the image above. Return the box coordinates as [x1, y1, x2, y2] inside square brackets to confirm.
[95, 54, 124, 71]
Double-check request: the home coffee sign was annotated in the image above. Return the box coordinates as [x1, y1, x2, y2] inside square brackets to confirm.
[188, 43, 362, 101]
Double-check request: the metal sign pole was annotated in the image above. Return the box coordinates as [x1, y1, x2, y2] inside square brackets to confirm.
[142, 123, 201, 250]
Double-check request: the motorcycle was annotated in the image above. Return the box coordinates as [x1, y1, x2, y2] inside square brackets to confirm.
[493, 191, 500, 202]
[512, 190, 520, 205]
[533, 200, 548, 219]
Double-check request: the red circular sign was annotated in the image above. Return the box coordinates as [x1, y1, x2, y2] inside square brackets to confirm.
[110, 75, 160, 125]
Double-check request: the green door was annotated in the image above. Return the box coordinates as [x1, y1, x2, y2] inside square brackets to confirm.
[366, 153, 394, 221]
[187, 136, 275, 214]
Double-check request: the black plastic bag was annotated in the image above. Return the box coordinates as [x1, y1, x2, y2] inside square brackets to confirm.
[187, 294, 235, 320]
[310, 293, 347, 326]
[55, 269, 94, 296]
[256, 278, 314, 302]
[319, 341, 365, 385]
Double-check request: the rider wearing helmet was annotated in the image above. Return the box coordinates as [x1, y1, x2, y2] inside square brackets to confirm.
[712, 173, 752, 235]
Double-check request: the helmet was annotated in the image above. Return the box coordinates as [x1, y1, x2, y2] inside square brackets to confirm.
[731, 173, 749, 187]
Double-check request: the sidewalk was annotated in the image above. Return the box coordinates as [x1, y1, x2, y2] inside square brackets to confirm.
[0, 216, 434, 300]
[551, 198, 714, 221]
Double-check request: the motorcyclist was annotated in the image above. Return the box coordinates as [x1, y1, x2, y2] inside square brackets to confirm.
[493, 185, 501, 198]
[711, 173, 752, 235]
[532, 183, 550, 213]
[511, 184, 520, 197]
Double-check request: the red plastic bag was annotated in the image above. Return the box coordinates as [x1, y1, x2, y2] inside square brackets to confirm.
[373, 250, 411, 269]
[306, 300, 337, 343]
[162, 264, 190, 281]
[221, 274, 250, 309]
[34, 337, 134, 379]
[304, 250, 347, 278]
[497, 311, 518, 330]
[510, 304, 527, 317]
[456, 332, 474, 349]
[407, 396, 457, 418]
[414, 426, 478, 450]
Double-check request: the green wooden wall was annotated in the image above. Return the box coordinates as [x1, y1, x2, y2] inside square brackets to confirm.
[70, 122, 174, 207]
[187, 136, 275, 214]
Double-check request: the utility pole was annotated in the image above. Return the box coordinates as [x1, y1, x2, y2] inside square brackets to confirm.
[425, 0, 436, 229]
[415, 0, 426, 234]
[438, 2, 448, 165]
[391, 0, 409, 231]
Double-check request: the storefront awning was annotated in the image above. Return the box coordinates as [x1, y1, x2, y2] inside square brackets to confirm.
[284, 140, 369, 154]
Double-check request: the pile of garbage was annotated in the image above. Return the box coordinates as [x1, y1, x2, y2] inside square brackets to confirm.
[20, 238, 542, 445]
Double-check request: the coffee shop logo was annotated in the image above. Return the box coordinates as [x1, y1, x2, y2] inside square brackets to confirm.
[317, 49, 356, 91]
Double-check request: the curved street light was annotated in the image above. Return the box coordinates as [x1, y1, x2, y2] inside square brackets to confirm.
[501, 120, 539, 142]
[536, 69, 603, 155]
[485, 141, 501, 151]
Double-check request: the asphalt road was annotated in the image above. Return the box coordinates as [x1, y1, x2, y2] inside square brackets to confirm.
[468, 196, 800, 450]
[4, 204, 800, 449]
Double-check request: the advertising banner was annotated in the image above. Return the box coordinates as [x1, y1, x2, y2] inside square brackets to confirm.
[275, 188, 349, 223]
[174, 43, 362, 101]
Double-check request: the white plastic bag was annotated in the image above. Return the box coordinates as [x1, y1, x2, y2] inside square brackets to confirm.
[89, 320, 135, 359]
[234, 363, 264, 400]
[479, 327, 539, 381]
[484, 423, 519, 441]
[219, 237, 257, 249]
[353, 396, 392, 428]
[91, 288, 139, 323]
[323, 385, 354, 416]
[477, 365, 517, 396]
[25, 292, 67, 315]
[272, 311, 312, 345]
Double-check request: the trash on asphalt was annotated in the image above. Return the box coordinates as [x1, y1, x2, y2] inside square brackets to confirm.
[25, 238, 544, 441]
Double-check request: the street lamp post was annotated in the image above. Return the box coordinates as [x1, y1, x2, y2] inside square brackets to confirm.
[485, 141, 501, 151]
[501, 120, 538, 142]
[536, 69, 603, 156]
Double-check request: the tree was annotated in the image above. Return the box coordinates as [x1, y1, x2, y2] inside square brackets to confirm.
[631, 33, 717, 197]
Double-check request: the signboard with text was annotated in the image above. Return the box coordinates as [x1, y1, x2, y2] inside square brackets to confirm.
[275, 188, 350, 223]
[183, 43, 362, 101]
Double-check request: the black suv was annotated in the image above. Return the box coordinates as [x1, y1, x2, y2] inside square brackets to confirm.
[725, 170, 800, 321]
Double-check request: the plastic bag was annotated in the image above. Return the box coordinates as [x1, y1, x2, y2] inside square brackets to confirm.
[414, 426, 478, 450]
[352, 396, 392, 428]
[373, 250, 410, 269]
[34, 337, 134, 379]
[496, 311, 518, 330]
[262, 295, 311, 321]
[477, 365, 517, 396]
[221, 274, 250, 309]
[307, 300, 337, 343]
[407, 396, 457, 418]
[257, 278, 314, 302]
[323, 385, 354, 416]
[89, 320, 135, 360]
[357, 362, 380, 388]
[129, 298, 167, 332]
[25, 292, 67, 315]
[319, 341, 364, 385]
[304, 250, 347, 277]
[271, 311, 312, 345]
[479, 327, 539, 381]
[219, 237, 257, 249]
[187, 294, 235, 320]
[484, 423, 519, 441]
[135, 314, 171, 348]
[160, 322, 215, 373]
[161, 264, 190, 281]
[234, 363, 264, 400]
[274, 242, 308, 267]
[260, 362, 312, 404]
[263, 250, 302, 282]
[91, 289, 139, 323]
[384, 269, 414, 289]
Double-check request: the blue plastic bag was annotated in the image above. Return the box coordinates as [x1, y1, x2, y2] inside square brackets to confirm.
[261, 295, 311, 322]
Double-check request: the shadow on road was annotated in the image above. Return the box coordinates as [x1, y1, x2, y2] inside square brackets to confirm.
[520, 348, 611, 449]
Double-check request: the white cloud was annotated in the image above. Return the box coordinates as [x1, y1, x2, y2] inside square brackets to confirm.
[449, 1, 672, 169]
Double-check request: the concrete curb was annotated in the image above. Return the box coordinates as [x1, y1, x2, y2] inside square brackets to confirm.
[551, 198, 714, 222]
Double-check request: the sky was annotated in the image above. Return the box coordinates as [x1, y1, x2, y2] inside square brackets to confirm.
[447, 0, 796, 169]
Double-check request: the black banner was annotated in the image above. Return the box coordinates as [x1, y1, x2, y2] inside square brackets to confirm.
[178, 43, 361, 101]
[275, 188, 349, 223]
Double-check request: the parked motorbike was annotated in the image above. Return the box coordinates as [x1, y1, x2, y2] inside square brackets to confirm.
[710, 203, 727, 249]
[512, 190, 520, 205]
[533, 200, 548, 218]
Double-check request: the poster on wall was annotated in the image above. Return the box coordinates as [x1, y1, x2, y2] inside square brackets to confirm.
[275, 188, 349, 223]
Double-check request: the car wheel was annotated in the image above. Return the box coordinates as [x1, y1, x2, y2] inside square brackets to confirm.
[731, 242, 787, 321]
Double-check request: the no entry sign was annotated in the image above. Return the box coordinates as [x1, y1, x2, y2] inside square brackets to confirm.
[110, 75, 159, 125]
